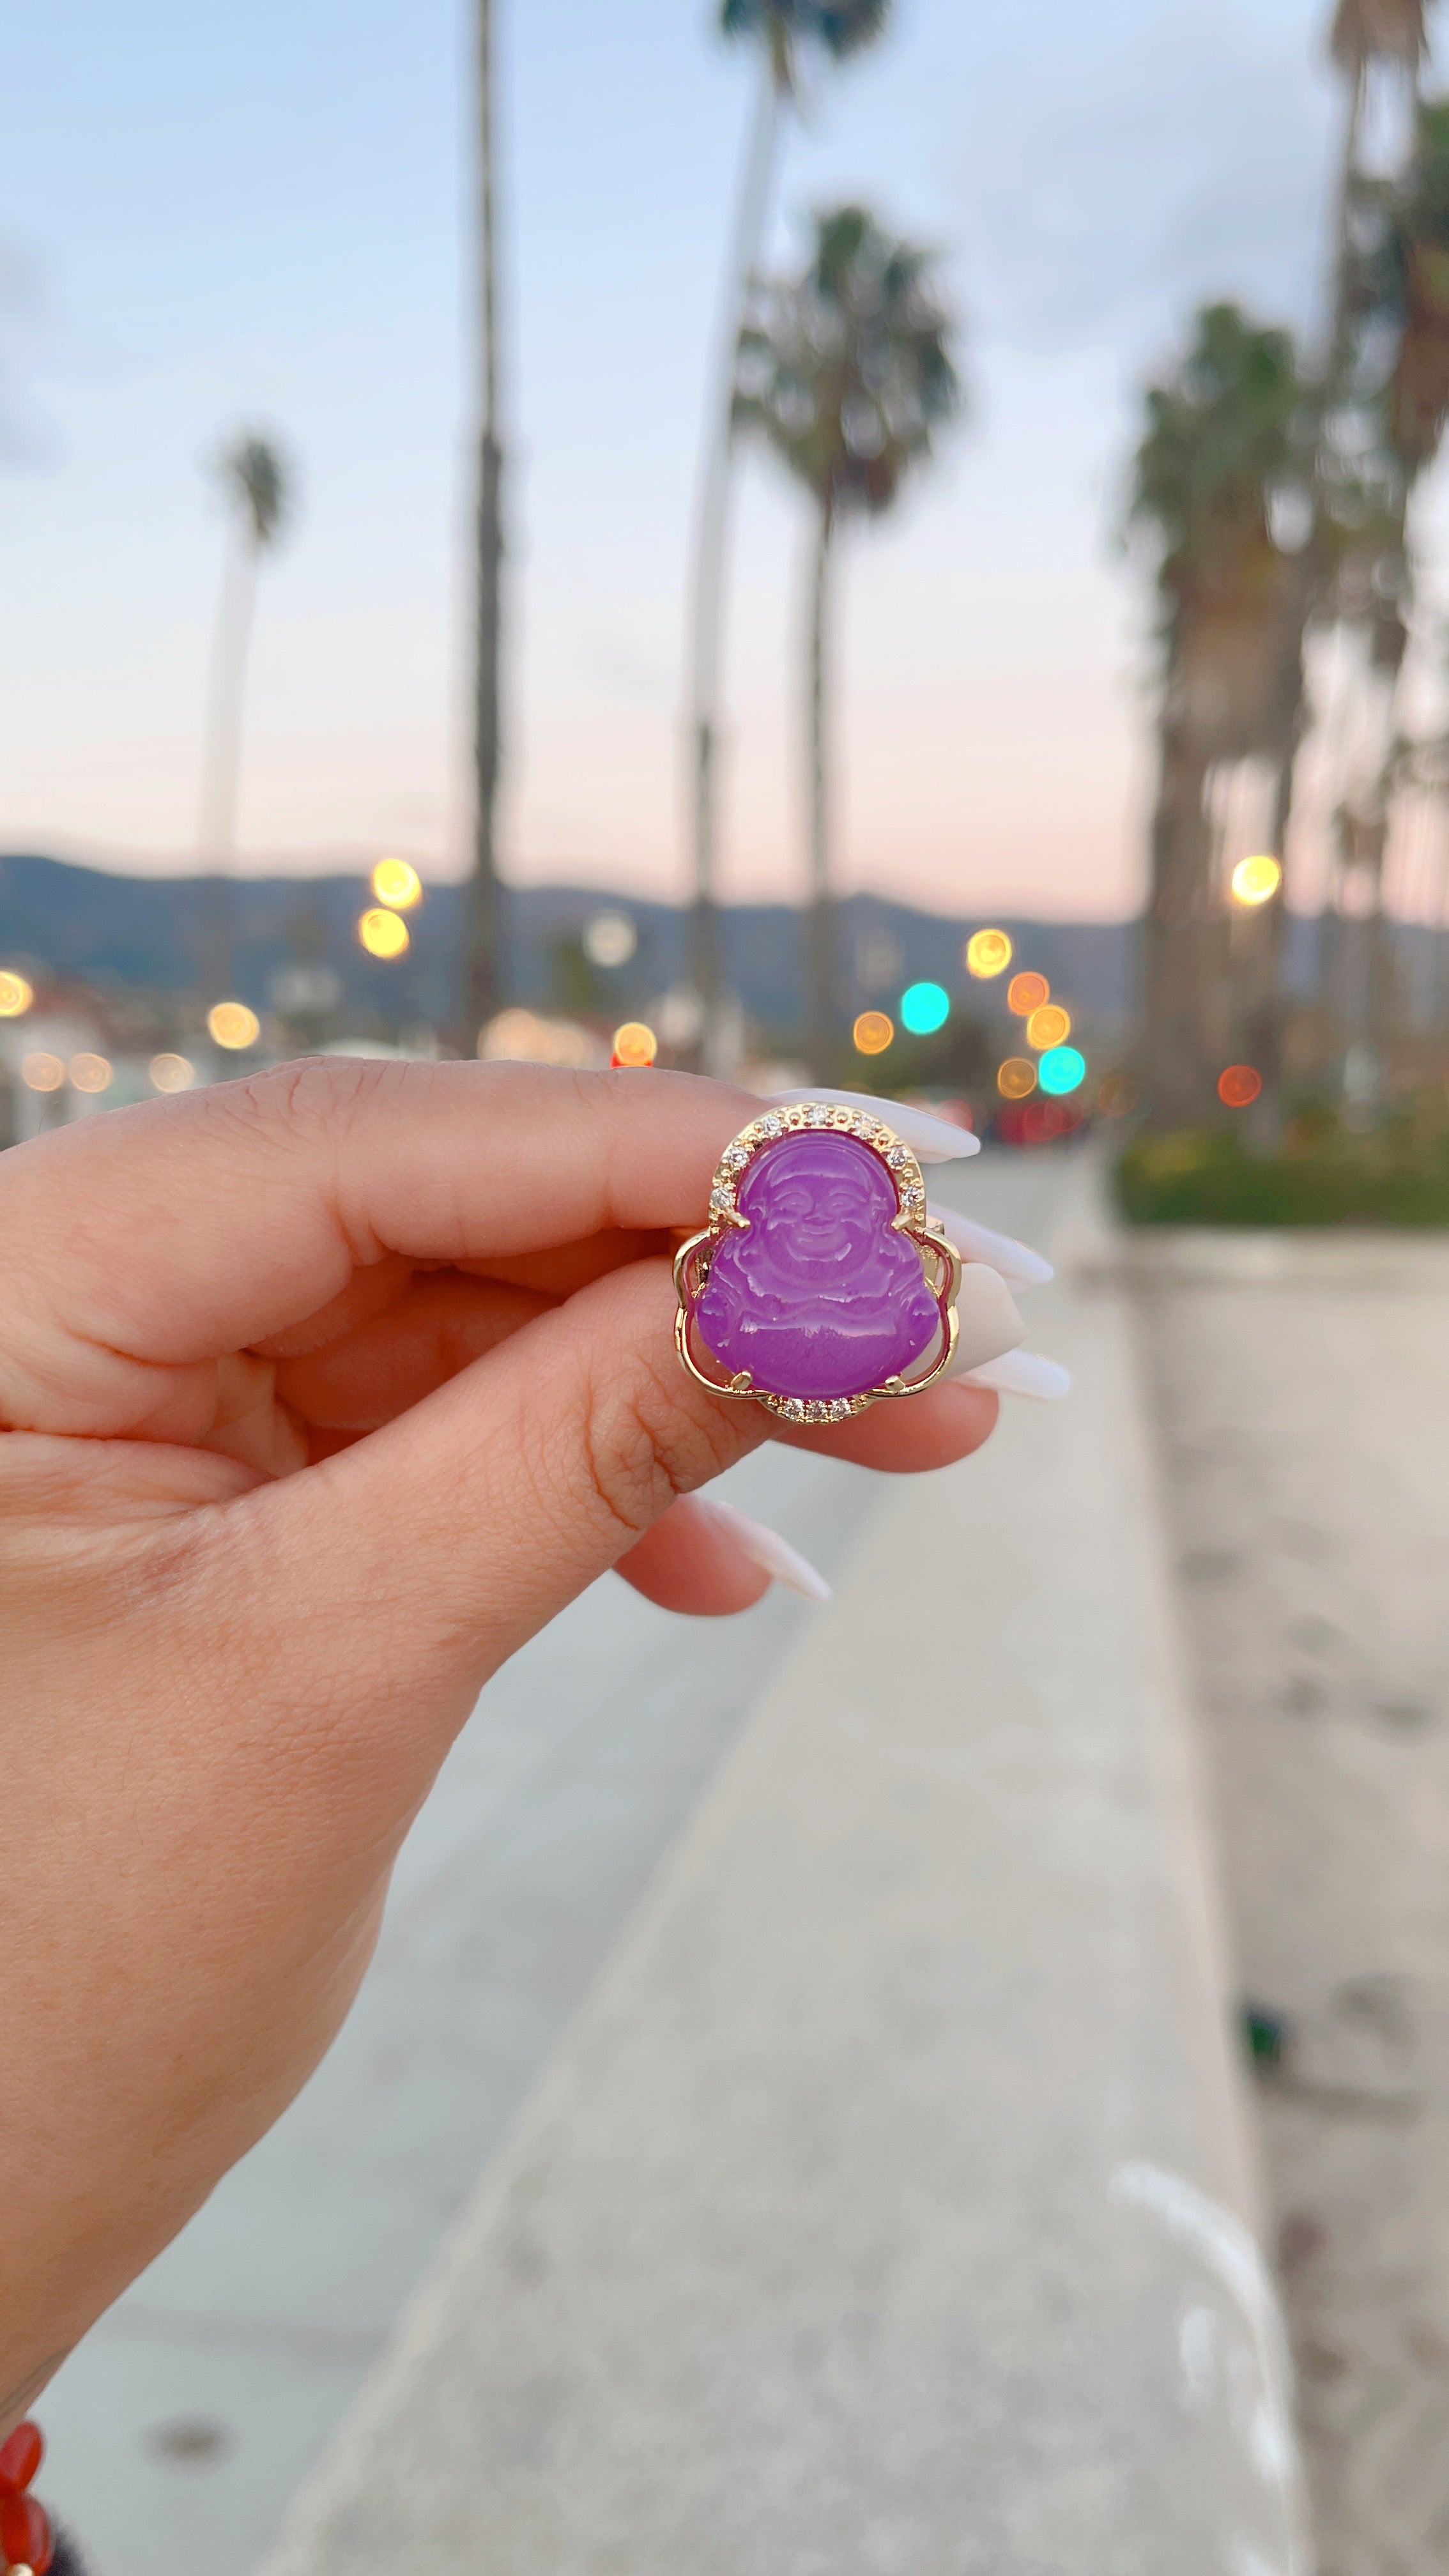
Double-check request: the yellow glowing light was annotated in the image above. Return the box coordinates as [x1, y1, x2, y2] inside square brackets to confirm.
[208, 1001, 261, 1050]
[1026, 1003, 1071, 1051]
[1007, 970, 1050, 1016]
[612, 1021, 658, 1068]
[853, 1009, 894, 1055]
[150, 1052, 195, 1094]
[22, 1052, 65, 1092]
[371, 857, 423, 910]
[1230, 853, 1282, 908]
[997, 1057, 1038, 1100]
[0, 970, 33, 1018]
[68, 1052, 112, 1094]
[358, 907, 410, 960]
[965, 928, 1013, 980]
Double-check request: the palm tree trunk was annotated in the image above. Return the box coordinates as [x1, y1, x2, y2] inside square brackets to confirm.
[806, 500, 835, 1077]
[1144, 712, 1215, 1126]
[465, 0, 504, 1048]
[197, 526, 259, 1001]
[687, 50, 785, 1073]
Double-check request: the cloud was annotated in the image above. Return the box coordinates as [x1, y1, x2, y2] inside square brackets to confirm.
[944, 0, 1337, 358]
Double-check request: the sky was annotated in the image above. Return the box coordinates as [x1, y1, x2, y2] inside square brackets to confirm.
[0, 0, 1352, 921]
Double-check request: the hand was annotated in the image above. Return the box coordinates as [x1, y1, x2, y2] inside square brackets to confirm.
[0, 1059, 996, 2425]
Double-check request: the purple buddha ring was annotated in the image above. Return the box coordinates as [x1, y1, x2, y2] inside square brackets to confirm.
[673, 1101, 964, 1423]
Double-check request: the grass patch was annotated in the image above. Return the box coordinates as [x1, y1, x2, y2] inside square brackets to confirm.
[1116, 1112, 1449, 1227]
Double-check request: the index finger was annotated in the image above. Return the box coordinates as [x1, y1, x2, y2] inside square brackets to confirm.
[0, 1060, 755, 1431]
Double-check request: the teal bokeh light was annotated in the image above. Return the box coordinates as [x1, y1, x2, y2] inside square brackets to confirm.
[900, 980, 950, 1036]
[1038, 1044, 1085, 1096]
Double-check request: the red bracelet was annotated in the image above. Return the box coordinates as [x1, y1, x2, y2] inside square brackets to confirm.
[0, 2421, 54, 2575]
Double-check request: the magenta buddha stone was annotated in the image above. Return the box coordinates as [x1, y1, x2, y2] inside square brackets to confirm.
[694, 1131, 941, 1401]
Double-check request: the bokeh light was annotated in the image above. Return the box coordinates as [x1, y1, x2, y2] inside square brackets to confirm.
[1026, 1002, 1071, 1050]
[480, 1009, 599, 1068]
[1218, 1062, 1263, 1107]
[965, 928, 1012, 979]
[1230, 854, 1282, 908]
[583, 910, 638, 969]
[358, 907, 410, 960]
[371, 857, 422, 910]
[68, 1053, 112, 1094]
[150, 1053, 195, 1094]
[900, 980, 950, 1036]
[1038, 1043, 1086, 1096]
[208, 1001, 261, 1050]
[22, 1052, 65, 1092]
[0, 970, 33, 1018]
[611, 1020, 659, 1068]
[1007, 970, 1049, 1016]
[1097, 1073, 1138, 1117]
[997, 1057, 1038, 1100]
[853, 1009, 894, 1055]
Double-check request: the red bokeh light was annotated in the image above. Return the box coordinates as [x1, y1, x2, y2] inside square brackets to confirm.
[1218, 1064, 1262, 1108]
[995, 1100, 1084, 1147]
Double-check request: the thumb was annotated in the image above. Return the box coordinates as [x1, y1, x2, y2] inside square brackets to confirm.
[236, 1250, 766, 1784]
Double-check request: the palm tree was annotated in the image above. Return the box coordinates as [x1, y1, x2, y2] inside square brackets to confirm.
[1128, 305, 1310, 1122]
[1295, 0, 1434, 1076]
[464, 0, 505, 1050]
[733, 204, 960, 1072]
[197, 433, 290, 999]
[1333, 87, 1449, 1066]
[687, 1, 891, 1071]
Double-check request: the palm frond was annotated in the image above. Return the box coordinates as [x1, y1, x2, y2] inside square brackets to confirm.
[218, 434, 289, 551]
[732, 202, 960, 520]
[719, 1, 890, 66]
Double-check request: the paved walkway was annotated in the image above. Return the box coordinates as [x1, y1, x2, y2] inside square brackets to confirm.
[39, 1149, 1068, 2576]
[1132, 1229, 1449, 2576]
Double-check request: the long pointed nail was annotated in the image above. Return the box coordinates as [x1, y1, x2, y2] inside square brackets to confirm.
[927, 1202, 1055, 1285]
[953, 1264, 1026, 1370]
[695, 1496, 833, 1602]
[960, 1349, 1071, 1401]
[766, 1088, 979, 1163]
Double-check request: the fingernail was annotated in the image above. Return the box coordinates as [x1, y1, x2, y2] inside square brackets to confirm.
[696, 1495, 833, 1602]
[961, 1349, 1071, 1401]
[766, 1087, 979, 1163]
[952, 1263, 1026, 1371]
[927, 1202, 1055, 1285]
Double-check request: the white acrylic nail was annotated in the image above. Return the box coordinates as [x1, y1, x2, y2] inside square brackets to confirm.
[766, 1087, 979, 1163]
[951, 1263, 1026, 1372]
[695, 1495, 833, 1602]
[960, 1349, 1071, 1401]
[926, 1201, 1055, 1285]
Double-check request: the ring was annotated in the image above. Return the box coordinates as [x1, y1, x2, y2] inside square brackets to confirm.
[674, 1101, 964, 1423]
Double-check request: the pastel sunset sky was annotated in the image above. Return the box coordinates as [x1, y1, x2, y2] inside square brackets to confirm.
[1, 0, 1348, 919]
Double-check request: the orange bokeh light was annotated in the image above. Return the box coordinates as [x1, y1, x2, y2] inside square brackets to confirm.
[997, 1057, 1038, 1100]
[852, 1010, 894, 1055]
[1218, 1063, 1263, 1108]
[1025, 1003, 1071, 1050]
[1096, 1073, 1138, 1117]
[611, 1021, 658, 1068]
[1007, 971, 1049, 1016]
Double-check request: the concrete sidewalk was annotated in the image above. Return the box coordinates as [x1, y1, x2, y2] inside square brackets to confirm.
[1132, 1225, 1449, 2573]
[259, 1157, 1307, 2576]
